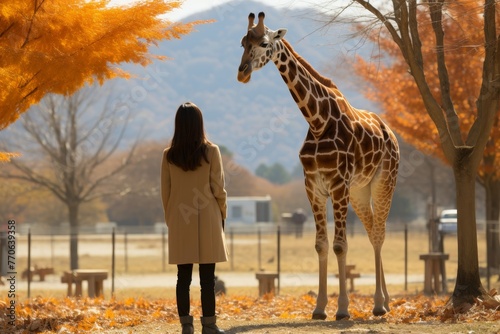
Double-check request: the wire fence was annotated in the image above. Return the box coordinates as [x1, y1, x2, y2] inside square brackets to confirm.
[0, 220, 495, 298]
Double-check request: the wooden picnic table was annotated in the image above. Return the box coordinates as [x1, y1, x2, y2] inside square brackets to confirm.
[61, 269, 108, 298]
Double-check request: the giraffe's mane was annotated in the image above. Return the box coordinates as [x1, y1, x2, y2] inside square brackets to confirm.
[281, 38, 338, 90]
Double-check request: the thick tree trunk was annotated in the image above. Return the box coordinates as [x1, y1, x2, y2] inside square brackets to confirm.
[69, 203, 79, 270]
[485, 179, 500, 271]
[452, 148, 488, 307]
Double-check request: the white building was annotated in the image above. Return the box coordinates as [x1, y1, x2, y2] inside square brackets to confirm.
[226, 196, 272, 226]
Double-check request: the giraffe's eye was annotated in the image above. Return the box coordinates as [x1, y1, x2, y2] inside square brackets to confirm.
[260, 42, 269, 48]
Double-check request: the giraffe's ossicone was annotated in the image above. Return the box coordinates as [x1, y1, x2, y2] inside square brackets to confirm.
[237, 12, 400, 321]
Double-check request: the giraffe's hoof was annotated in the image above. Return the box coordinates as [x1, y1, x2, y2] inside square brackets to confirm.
[372, 307, 387, 317]
[312, 312, 327, 320]
[335, 312, 350, 321]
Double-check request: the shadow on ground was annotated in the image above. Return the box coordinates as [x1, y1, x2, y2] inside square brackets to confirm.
[223, 318, 389, 334]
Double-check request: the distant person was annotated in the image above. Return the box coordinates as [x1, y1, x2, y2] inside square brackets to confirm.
[292, 208, 306, 238]
[161, 102, 228, 334]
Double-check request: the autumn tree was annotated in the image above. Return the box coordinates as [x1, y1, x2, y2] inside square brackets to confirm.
[0, 174, 32, 221]
[352, 0, 500, 276]
[0, 0, 203, 161]
[104, 142, 273, 225]
[0, 86, 137, 269]
[321, 0, 499, 310]
[105, 141, 165, 227]
[255, 162, 292, 184]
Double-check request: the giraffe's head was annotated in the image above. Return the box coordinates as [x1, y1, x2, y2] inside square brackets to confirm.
[237, 12, 287, 83]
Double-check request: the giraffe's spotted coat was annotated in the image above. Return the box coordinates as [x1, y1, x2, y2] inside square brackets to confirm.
[238, 12, 400, 320]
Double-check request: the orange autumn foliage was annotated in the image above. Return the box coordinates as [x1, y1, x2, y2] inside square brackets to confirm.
[0, 0, 207, 161]
[353, 0, 500, 179]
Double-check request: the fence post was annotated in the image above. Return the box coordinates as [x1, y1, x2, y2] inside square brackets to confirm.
[50, 233, 55, 269]
[124, 232, 128, 273]
[258, 227, 261, 271]
[27, 228, 31, 298]
[112, 228, 115, 296]
[0, 232, 4, 277]
[486, 219, 490, 291]
[277, 225, 281, 295]
[404, 224, 408, 291]
[230, 228, 234, 271]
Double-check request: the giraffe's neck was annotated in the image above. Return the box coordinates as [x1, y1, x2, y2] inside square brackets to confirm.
[272, 39, 341, 137]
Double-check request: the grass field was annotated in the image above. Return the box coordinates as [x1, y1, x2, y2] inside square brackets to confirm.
[11, 227, 488, 274]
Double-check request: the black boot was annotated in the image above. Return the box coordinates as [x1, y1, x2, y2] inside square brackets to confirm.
[180, 315, 194, 334]
[201, 316, 224, 334]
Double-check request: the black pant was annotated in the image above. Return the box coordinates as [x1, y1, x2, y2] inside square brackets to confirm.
[176, 263, 216, 317]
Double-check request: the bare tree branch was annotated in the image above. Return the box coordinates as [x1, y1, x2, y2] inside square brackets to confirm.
[428, 0, 463, 146]
[350, 0, 454, 161]
[0, 83, 138, 269]
[1, 161, 65, 201]
[20, 0, 46, 48]
[81, 138, 139, 202]
[407, 0, 423, 69]
[356, 0, 406, 51]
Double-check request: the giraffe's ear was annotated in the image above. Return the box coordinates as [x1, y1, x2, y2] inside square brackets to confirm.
[271, 28, 287, 41]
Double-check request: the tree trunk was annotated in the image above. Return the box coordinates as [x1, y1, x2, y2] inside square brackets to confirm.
[452, 148, 488, 307]
[485, 178, 500, 271]
[68, 203, 79, 270]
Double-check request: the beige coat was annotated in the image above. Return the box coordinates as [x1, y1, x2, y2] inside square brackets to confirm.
[161, 143, 228, 264]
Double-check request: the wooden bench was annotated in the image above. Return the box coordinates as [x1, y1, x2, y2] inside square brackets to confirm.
[255, 272, 279, 296]
[61, 269, 108, 298]
[419, 253, 449, 295]
[336, 264, 361, 292]
[22, 266, 55, 282]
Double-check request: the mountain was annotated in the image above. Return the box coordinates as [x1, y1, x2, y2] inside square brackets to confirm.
[112, 1, 377, 172]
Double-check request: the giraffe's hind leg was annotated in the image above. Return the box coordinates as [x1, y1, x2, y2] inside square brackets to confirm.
[372, 167, 398, 315]
[330, 186, 351, 321]
[350, 185, 388, 316]
[372, 245, 387, 316]
[381, 260, 390, 312]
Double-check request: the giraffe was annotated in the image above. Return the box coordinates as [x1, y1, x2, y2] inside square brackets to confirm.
[237, 12, 400, 320]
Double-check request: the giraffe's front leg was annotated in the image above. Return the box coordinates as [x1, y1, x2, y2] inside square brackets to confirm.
[332, 190, 350, 320]
[312, 233, 329, 320]
[334, 235, 349, 320]
[306, 187, 329, 320]
[312, 233, 328, 320]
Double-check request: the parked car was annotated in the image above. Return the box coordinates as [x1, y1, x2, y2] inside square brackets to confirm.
[438, 209, 457, 235]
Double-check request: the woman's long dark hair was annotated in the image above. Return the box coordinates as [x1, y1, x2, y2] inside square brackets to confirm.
[166, 102, 210, 171]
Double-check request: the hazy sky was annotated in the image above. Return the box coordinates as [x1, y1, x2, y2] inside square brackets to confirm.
[168, 0, 327, 19]
[110, 0, 347, 21]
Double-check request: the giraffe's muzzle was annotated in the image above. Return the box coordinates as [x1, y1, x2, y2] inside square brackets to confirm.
[237, 63, 251, 83]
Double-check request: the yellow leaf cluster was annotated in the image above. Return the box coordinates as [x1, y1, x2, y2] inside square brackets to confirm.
[0, 152, 20, 162]
[0, 0, 207, 138]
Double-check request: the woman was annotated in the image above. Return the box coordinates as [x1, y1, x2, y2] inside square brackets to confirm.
[161, 102, 228, 334]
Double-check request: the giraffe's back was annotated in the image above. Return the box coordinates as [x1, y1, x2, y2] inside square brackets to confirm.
[299, 104, 399, 192]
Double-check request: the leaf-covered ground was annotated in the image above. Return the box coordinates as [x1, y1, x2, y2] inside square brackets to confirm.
[1, 291, 499, 333]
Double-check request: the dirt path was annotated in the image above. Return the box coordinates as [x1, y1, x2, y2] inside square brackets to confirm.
[100, 318, 500, 334]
